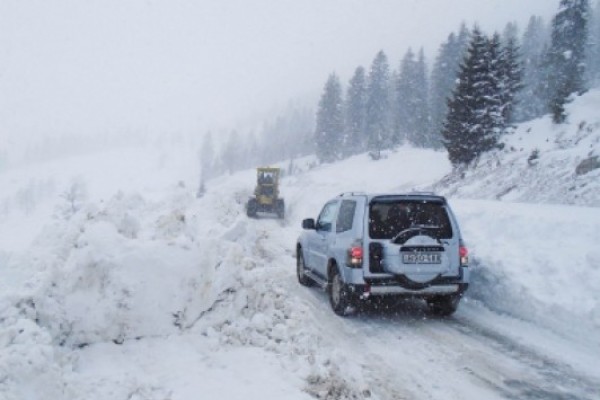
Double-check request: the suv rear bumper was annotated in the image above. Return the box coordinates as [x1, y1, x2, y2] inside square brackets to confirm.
[369, 284, 463, 295]
[348, 281, 468, 298]
[347, 267, 469, 298]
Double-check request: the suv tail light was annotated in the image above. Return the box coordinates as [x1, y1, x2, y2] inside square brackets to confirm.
[459, 245, 469, 266]
[347, 245, 363, 268]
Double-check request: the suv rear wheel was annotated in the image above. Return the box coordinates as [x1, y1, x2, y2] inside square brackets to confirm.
[427, 294, 461, 316]
[329, 266, 353, 316]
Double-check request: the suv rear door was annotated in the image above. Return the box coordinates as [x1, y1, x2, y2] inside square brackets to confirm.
[364, 197, 459, 283]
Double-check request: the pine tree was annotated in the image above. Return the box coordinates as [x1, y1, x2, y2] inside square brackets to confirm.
[200, 132, 214, 179]
[315, 73, 344, 163]
[442, 28, 504, 166]
[365, 50, 392, 159]
[483, 33, 506, 146]
[394, 48, 417, 145]
[414, 49, 432, 147]
[256, 104, 314, 166]
[588, 1, 600, 86]
[222, 130, 242, 173]
[502, 21, 519, 45]
[547, 0, 590, 123]
[430, 24, 470, 148]
[343, 66, 367, 156]
[395, 48, 430, 147]
[515, 16, 549, 121]
[196, 174, 206, 198]
[499, 34, 523, 125]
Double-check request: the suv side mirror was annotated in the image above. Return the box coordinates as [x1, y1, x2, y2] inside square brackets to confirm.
[302, 218, 316, 230]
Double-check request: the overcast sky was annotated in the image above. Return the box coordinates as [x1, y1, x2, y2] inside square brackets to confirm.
[0, 0, 558, 140]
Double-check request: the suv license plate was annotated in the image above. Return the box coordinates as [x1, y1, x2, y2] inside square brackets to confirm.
[402, 253, 441, 264]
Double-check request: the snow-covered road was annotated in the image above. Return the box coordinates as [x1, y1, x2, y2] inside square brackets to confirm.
[235, 213, 600, 400]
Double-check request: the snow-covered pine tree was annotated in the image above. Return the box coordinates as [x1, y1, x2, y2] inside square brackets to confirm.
[255, 104, 314, 166]
[588, 1, 600, 86]
[315, 73, 344, 163]
[365, 51, 392, 160]
[196, 173, 206, 198]
[483, 33, 506, 147]
[414, 49, 432, 147]
[515, 16, 549, 121]
[222, 130, 242, 173]
[547, 0, 590, 123]
[394, 48, 430, 147]
[502, 21, 519, 45]
[430, 24, 470, 149]
[241, 131, 260, 170]
[199, 132, 214, 179]
[343, 66, 367, 156]
[442, 27, 504, 166]
[499, 33, 523, 126]
[394, 48, 417, 146]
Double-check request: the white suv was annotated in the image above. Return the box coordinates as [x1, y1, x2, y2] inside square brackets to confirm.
[296, 192, 469, 316]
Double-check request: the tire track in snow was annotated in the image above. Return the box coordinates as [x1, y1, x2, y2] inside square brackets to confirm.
[446, 314, 600, 400]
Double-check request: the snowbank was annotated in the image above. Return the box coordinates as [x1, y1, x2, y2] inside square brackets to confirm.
[432, 89, 600, 207]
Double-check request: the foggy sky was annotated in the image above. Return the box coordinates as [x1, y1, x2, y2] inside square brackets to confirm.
[0, 0, 558, 140]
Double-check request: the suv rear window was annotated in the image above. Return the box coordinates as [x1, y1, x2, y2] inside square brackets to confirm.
[368, 200, 453, 240]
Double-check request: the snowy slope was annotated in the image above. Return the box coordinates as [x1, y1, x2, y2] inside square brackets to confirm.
[431, 89, 600, 207]
[2, 108, 600, 398]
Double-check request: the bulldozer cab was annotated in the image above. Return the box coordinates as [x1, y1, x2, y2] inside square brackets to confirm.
[257, 168, 279, 185]
[255, 168, 280, 200]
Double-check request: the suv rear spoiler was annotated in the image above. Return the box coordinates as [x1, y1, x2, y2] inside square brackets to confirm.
[369, 194, 447, 204]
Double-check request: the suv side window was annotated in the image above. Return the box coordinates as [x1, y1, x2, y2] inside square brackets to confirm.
[316, 201, 338, 232]
[336, 200, 357, 233]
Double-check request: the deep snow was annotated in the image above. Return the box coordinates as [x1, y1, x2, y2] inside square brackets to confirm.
[1, 93, 600, 399]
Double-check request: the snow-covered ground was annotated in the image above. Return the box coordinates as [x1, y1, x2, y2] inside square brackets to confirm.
[2, 93, 600, 399]
[431, 89, 600, 207]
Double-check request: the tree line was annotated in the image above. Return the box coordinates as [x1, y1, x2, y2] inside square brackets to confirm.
[200, 0, 600, 189]
[315, 0, 600, 166]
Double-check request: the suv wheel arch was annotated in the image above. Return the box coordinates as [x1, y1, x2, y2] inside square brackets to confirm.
[296, 245, 313, 287]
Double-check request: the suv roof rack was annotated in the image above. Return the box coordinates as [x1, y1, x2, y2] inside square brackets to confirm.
[338, 191, 366, 197]
[407, 191, 437, 196]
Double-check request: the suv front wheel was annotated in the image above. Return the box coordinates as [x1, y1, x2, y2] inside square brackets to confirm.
[329, 266, 353, 316]
[296, 249, 313, 287]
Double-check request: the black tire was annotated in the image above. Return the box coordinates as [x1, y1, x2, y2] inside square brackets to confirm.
[329, 266, 352, 316]
[427, 294, 461, 317]
[276, 199, 285, 219]
[247, 198, 257, 218]
[296, 249, 313, 287]
[372, 295, 403, 312]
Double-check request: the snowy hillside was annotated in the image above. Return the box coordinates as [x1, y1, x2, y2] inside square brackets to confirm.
[2, 97, 600, 398]
[431, 89, 600, 207]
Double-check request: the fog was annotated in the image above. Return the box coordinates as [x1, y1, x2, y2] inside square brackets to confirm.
[0, 0, 557, 141]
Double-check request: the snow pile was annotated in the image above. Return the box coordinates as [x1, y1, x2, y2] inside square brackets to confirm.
[452, 200, 600, 331]
[0, 186, 243, 398]
[1, 146, 450, 399]
[432, 89, 600, 207]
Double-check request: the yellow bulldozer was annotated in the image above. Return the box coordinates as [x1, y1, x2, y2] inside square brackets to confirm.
[246, 167, 285, 219]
